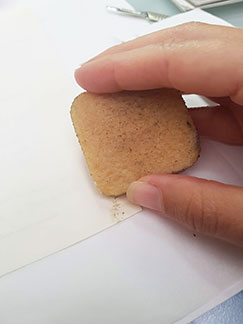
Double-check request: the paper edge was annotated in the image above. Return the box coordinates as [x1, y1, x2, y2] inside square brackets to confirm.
[0, 203, 141, 279]
[176, 279, 243, 323]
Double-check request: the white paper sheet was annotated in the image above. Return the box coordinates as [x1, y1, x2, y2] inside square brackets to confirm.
[23, 0, 149, 76]
[0, 4, 141, 277]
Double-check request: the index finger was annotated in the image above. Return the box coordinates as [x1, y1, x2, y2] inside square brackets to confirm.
[75, 26, 243, 105]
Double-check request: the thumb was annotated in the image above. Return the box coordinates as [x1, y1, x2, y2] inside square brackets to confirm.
[127, 175, 243, 246]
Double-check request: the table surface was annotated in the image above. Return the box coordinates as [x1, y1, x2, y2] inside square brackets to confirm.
[0, 1, 243, 324]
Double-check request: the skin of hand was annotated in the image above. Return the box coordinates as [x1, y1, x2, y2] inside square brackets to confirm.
[75, 22, 243, 246]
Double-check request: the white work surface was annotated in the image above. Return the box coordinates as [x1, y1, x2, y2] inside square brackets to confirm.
[0, 1, 243, 323]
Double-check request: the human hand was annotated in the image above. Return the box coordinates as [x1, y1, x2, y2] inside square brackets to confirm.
[75, 22, 243, 246]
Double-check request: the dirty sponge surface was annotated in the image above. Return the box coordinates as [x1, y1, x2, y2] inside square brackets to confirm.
[71, 89, 200, 196]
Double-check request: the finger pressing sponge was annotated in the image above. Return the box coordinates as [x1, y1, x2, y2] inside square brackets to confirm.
[71, 89, 200, 196]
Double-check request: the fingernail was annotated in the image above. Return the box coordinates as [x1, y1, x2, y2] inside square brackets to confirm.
[75, 63, 86, 71]
[127, 181, 163, 212]
[75, 60, 90, 71]
[76, 57, 96, 70]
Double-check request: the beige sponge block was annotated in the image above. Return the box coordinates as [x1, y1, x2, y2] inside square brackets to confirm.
[71, 89, 200, 196]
